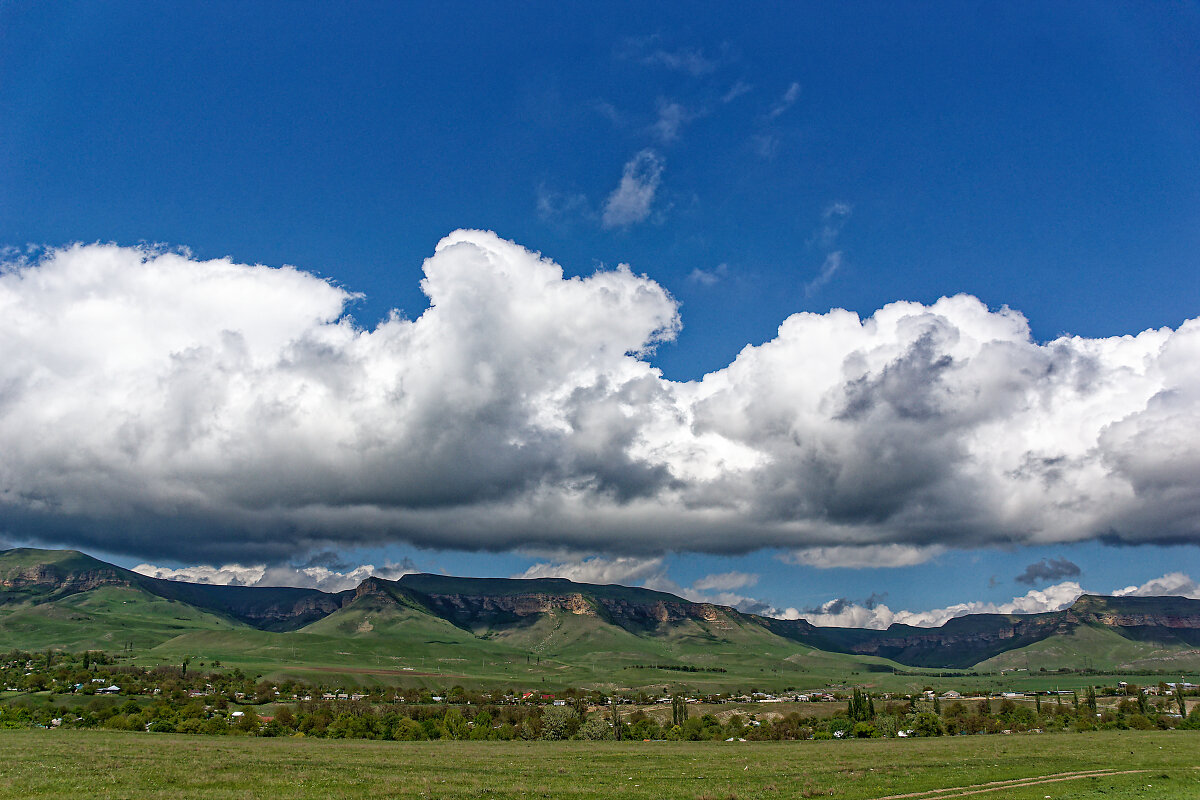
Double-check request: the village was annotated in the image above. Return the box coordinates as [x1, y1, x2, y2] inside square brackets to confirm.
[2, 649, 1197, 742]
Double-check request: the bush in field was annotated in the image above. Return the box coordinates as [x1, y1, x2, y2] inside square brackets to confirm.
[912, 712, 944, 737]
[826, 716, 853, 739]
[176, 718, 204, 735]
[199, 718, 227, 735]
[851, 722, 876, 738]
[326, 712, 375, 739]
[387, 717, 420, 740]
[540, 706, 579, 740]
[629, 716, 661, 740]
[234, 708, 261, 734]
[442, 709, 469, 740]
[576, 714, 613, 740]
[0, 705, 32, 729]
[1126, 714, 1156, 730]
[873, 715, 899, 738]
[468, 710, 493, 740]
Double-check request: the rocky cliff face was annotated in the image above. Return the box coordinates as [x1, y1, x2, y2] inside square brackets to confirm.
[0, 564, 132, 599]
[414, 591, 598, 625]
[843, 616, 1067, 664]
[230, 592, 348, 628]
[596, 598, 734, 627]
[381, 584, 740, 633]
[1071, 610, 1200, 629]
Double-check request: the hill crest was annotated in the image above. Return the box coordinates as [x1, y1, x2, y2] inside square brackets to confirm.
[4, 547, 1200, 671]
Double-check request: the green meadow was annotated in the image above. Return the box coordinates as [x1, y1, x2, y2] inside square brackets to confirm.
[1, 728, 1197, 799]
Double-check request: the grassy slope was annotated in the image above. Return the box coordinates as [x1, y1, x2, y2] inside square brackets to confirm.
[129, 594, 904, 691]
[0, 585, 245, 651]
[0, 549, 128, 607]
[974, 622, 1200, 672]
[0, 548, 109, 571]
[139, 592, 536, 686]
[2, 729, 1199, 799]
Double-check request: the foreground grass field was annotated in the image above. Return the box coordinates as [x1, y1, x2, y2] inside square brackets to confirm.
[1, 729, 1197, 799]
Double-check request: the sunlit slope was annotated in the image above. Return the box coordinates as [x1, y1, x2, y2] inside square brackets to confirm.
[974, 622, 1200, 672]
[0, 548, 136, 607]
[299, 584, 502, 654]
[0, 584, 245, 650]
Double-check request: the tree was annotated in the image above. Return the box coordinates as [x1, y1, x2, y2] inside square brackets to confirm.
[848, 688, 874, 722]
[235, 708, 260, 733]
[671, 695, 688, 726]
[851, 721, 876, 738]
[540, 706, 579, 740]
[274, 706, 295, 729]
[442, 709, 469, 740]
[912, 712, 944, 737]
[1086, 686, 1098, 714]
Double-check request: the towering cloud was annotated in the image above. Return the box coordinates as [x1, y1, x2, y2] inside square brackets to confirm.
[1, 232, 1198, 563]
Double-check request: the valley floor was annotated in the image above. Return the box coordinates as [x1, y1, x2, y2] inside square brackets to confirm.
[1, 728, 1197, 799]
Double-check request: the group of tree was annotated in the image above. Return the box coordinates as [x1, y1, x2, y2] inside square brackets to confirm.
[4, 649, 1199, 742]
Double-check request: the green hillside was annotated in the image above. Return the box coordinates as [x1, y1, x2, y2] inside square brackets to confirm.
[0, 547, 109, 572]
[4, 547, 1200, 690]
[0, 584, 245, 651]
[974, 622, 1200, 672]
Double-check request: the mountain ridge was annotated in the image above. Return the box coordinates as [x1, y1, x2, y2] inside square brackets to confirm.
[3, 547, 1199, 673]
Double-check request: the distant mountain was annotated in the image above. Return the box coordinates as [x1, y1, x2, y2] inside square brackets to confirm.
[0, 547, 348, 631]
[764, 595, 1200, 669]
[3, 547, 1200, 679]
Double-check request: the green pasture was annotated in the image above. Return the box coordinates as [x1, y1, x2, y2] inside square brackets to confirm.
[1, 728, 1197, 799]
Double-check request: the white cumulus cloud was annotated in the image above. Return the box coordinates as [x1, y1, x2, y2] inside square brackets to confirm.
[1113, 572, 1199, 599]
[783, 581, 1088, 629]
[2, 232, 1200, 566]
[132, 561, 415, 593]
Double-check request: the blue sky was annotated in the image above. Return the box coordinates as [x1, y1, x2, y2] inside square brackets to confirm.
[2, 2, 1198, 625]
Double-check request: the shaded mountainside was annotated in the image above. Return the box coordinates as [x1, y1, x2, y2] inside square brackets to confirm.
[3, 547, 1200, 672]
[764, 595, 1200, 669]
[763, 611, 1071, 669]
[387, 573, 747, 635]
[0, 548, 349, 631]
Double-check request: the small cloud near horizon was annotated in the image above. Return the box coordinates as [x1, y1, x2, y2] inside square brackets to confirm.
[1015, 557, 1081, 586]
